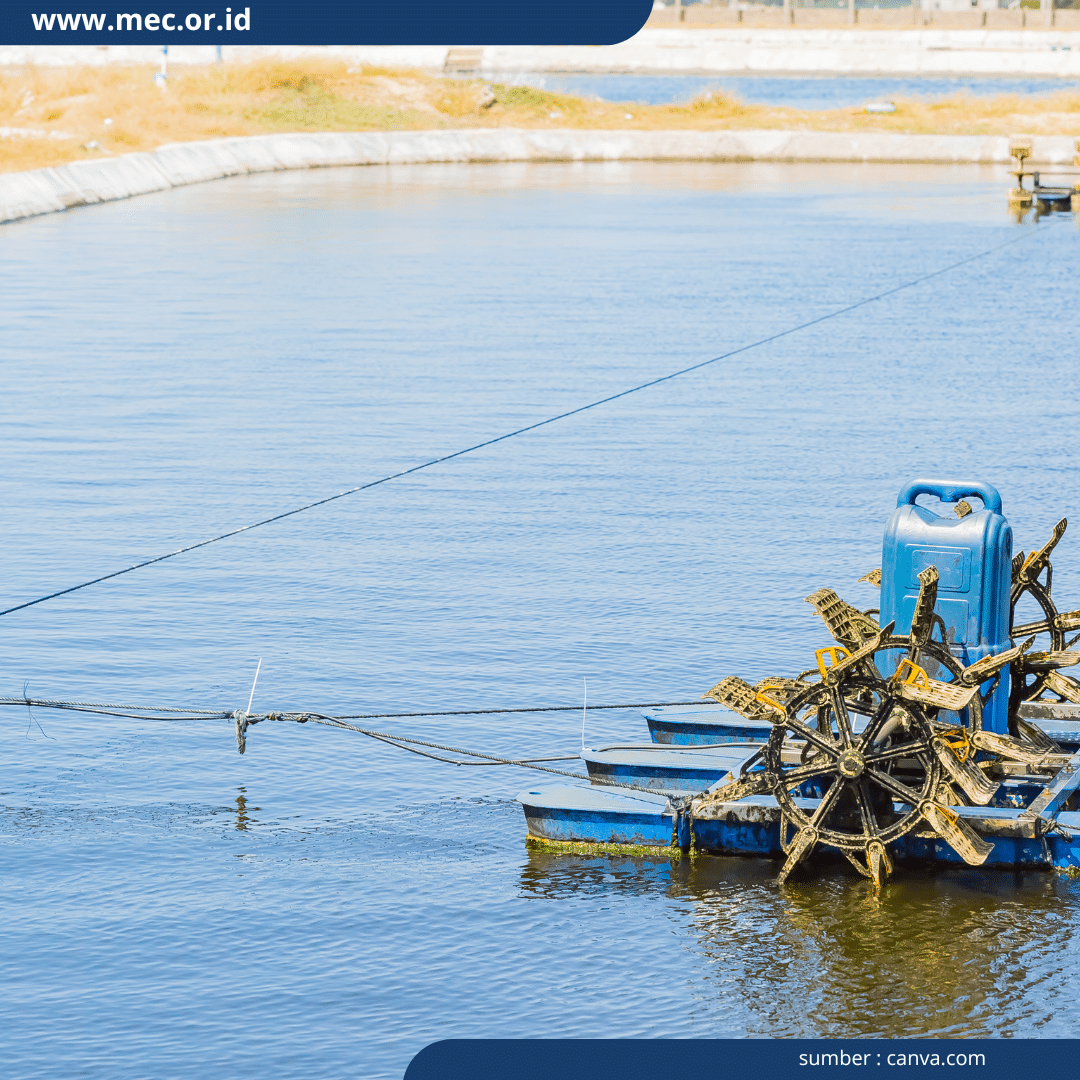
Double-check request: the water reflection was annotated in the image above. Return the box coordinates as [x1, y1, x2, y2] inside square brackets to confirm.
[693, 865, 1080, 1038]
[520, 848, 680, 898]
[234, 787, 259, 831]
[520, 848, 1080, 1037]
[1010, 204, 1079, 226]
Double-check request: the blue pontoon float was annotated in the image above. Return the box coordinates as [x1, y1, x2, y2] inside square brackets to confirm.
[643, 701, 1080, 754]
[581, 742, 764, 793]
[520, 480, 1080, 884]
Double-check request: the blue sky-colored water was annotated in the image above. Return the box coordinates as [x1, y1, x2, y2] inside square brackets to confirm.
[493, 72, 1079, 109]
[2, 161, 1080, 1078]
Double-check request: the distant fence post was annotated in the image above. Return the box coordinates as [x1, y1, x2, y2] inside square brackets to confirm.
[848, 0, 855, 23]
[1044, 0, 1053, 27]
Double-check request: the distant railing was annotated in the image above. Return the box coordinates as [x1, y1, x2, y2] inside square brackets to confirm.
[646, 0, 1080, 28]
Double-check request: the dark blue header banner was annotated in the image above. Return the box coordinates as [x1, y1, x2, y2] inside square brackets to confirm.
[1, 0, 653, 45]
[405, 1039, 1080, 1080]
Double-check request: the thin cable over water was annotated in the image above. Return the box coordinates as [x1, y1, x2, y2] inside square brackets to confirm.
[0, 226, 1043, 620]
[0, 696, 711, 719]
[262, 712, 687, 800]
[0, 694, 703, 796]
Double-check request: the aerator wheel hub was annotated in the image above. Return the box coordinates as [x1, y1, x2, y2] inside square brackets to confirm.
[837, 749, 865, 778]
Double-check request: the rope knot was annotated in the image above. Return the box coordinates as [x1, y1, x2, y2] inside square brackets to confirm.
[233, 709, 249, 755]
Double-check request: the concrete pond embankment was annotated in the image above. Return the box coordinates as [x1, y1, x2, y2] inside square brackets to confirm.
[2, 127, 1074, 227]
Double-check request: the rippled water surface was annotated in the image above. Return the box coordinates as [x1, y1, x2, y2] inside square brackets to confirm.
[2, 162, 1080, 1078]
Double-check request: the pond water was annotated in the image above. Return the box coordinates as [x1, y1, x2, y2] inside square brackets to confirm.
[491, 72, 1080, 109]
[2, 161, 1079, 1079]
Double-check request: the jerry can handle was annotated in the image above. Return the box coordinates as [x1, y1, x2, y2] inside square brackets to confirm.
[896, 479, 1002, 514]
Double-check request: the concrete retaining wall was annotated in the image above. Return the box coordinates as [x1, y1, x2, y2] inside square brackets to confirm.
[2, 128, 1072, 226]
[7, 29, 1080, 75]
[486, 28, 1080, 76]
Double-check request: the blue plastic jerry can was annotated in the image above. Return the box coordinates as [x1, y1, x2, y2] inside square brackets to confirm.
[880, 479, 1013, 733]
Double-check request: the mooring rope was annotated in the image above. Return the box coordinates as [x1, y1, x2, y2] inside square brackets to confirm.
[0, 228, 1043, 622]
[0, 697, 229, 715]
[0, 696, 710, 720]
[282, 713, 591, 776]
[0, 692, 713, 799]
[331, 701, 708, 720]
[0, 693, 717, 784]
[276, 712, 691, 803]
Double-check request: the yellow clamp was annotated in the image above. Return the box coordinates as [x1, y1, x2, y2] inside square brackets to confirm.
[939, 726, 972, 763]
[893, 658, 929, 688]
[755, 689, 787, 715]
[815, 646, 850, 680]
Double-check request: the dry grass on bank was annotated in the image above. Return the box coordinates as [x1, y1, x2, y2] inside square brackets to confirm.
[3, 58, 1080, 174]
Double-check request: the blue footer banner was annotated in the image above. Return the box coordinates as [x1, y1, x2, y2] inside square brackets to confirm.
[0, 0, 653, 45]
[405, 1040, 1080, 1080]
